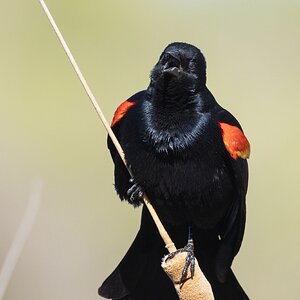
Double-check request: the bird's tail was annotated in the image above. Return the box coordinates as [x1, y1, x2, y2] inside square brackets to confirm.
[193, 228, 250, 300]
[98, 207, 249, 300]
[209, 269, 250, 300]
[98, 207, 178, 300]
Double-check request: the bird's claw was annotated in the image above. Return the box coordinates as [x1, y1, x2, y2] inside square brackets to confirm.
[165, 238, 195, 283]
[127, 179, 144, 204]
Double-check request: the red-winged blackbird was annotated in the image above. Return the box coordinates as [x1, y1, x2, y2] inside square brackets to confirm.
[99, 42, 250, 300]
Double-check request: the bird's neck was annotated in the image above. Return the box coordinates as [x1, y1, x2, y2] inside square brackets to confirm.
[147, 77, 198, 110]
[147, 84, 216, 113]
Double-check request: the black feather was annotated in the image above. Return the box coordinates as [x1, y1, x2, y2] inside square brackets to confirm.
[101, 42, 249, 299]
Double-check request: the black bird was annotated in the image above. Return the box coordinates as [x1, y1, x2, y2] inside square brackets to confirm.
[99, 42, 250, 300]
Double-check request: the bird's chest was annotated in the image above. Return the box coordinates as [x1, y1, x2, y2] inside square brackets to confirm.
[129, 143, 232, 227]
[143, 148, 227, 199]
[126, 109, 225, 192]
[123, 107, 233, 226]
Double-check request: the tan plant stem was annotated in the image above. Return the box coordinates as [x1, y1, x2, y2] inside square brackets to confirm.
[38, 0, 176, 253]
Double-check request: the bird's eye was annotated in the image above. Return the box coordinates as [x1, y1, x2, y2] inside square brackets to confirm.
[161, 53, 171, 64]
[164, 53, 171, 60]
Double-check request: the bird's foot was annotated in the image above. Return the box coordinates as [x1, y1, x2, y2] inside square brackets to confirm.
[127, 178, 144, 204]
[165, 238, 195, 283]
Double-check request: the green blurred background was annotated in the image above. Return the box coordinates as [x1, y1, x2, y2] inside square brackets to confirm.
[1, 0, 299, 299]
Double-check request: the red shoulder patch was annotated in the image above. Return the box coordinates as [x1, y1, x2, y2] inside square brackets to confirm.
[219, 122, 250, 160]
[111, 100, 136, 127]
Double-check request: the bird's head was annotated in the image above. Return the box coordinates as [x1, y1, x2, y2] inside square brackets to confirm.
[148, 42, 207, 99]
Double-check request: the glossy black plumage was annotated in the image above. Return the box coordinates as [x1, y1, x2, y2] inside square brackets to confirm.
[99, 42, 249, 300]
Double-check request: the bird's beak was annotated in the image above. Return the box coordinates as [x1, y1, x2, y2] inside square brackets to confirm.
[163, 51, 182, 78]
[164, 66, 182, 77]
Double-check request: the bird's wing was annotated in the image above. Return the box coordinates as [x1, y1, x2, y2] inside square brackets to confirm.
[215, 108, 250, 282]
[107, 90, 146, 201]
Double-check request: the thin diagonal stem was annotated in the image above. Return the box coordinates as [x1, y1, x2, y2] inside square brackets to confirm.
[39, 0, 176, 253]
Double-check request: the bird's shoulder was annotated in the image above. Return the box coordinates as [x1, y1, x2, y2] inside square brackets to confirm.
[213, 106, 249, 197]
[214, 107, 250, 160]
[111, 90, 146, 127]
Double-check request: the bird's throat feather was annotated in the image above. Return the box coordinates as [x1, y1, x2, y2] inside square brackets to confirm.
[143, 101, 209, 153]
